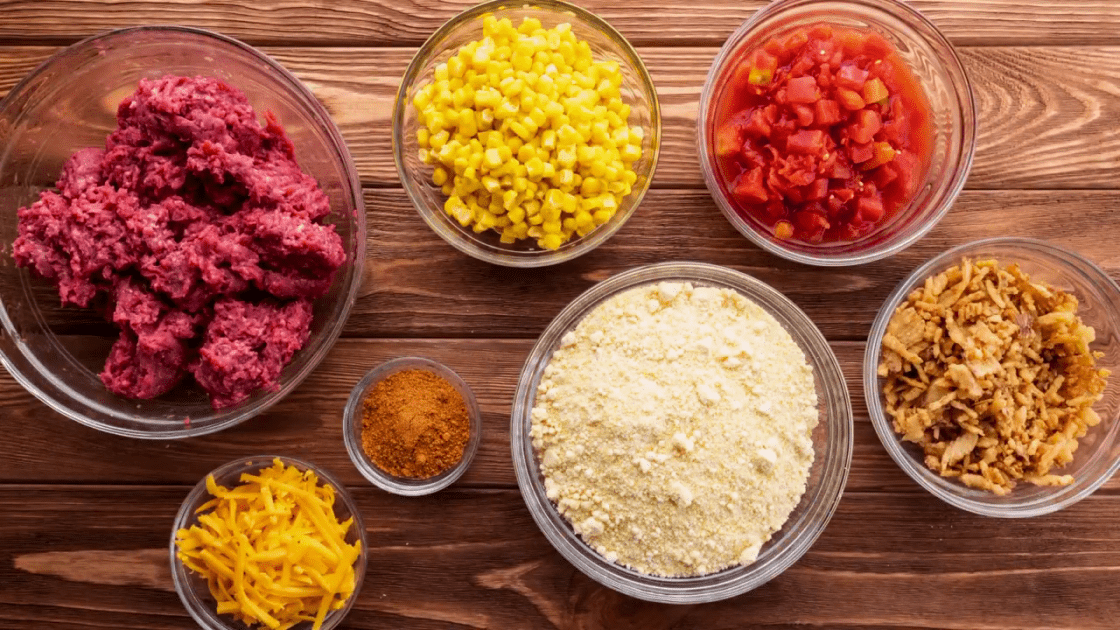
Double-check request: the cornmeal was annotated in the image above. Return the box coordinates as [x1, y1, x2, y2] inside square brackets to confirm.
[530, 281, 818, 577]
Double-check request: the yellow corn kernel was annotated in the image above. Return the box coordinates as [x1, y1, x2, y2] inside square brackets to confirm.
[482, 148, 503, 170]
[432, 167, 449, 187]
[620, 143, 642, 163]
[540, 233, 564, 250]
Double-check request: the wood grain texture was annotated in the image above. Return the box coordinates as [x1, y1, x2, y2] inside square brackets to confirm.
[0, 1, 1118, 47]
[3, 486, 1120, 630]
[1, 337, 1117, 498]
[2, 45, 1119, 189]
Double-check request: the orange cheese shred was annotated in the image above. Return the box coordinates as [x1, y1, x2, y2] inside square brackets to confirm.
[175, 459, 361, 630]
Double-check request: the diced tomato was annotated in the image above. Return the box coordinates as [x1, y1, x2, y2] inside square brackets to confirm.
[857, 195, 884, 221]
[786, 76, 820, 103]
[740, 140, 765, 168]
[793, 104, 815, 126]
[833, 188, 855, 203]
[848, 109, 882, 144]
[714, 124, 742, 157]
[863, 32, 892, 58]
[814, 99, 841, 125]
[806, 178, 829, 200]
[828, 160, 852, 180]
[784, 29, 809, 52]
[753, 50, 779, 74]
[872, 163, 899, 189]
[733, 168, 768, 203]
[891, 150, 923, 198]
[743, 108, 772, 138]
[835, 63, 868, 91]
[786, 129, 826, 154]
[794, 209, 830, 242]
[836, 88, 865, 110]
[849, 142, 874, 163]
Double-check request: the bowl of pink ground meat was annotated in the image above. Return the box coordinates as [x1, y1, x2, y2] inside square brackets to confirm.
[0, 27, 365, 438]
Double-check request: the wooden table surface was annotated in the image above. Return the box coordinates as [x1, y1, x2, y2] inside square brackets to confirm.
[2, 1, 1120, 629]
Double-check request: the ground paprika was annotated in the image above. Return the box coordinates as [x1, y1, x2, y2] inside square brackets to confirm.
[360, 368, 470, 479]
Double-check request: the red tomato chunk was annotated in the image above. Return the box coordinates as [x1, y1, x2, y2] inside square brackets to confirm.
[710, 24, 933, 244]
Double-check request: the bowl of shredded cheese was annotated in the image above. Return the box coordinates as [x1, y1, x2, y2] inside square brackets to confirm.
[393, 0, 661, 267]
[170, 456, 367, 630]
[511, 261, 853, 603]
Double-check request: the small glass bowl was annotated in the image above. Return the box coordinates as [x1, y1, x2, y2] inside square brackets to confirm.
[170, 455, 368, 630]
[393, 0, 661, 267]
[511, 261, 853, 603]
[698, 0, 977, 266]
[865, 238, 1120, 517]
[343, 357, 482, 496]
[0, 26, 365, 438]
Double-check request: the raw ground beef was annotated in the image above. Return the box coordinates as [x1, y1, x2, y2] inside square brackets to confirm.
[12, 75, 346, 409]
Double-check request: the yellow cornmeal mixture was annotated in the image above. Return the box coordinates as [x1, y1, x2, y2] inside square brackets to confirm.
[530, 282, 818, 577]
[412, 15, 645, 250]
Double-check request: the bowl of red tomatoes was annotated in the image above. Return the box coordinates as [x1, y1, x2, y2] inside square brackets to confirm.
[698, 0, 976, 266]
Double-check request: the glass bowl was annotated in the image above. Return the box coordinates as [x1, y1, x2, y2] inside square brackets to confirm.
[697, 0, 977, 266]
[393, 0, 661, 267]
[0, 26, 365, 438]
[343, 356, 482, 496]
[511, 261, 853, 603]
[170, 455, 368, 630]
[864, 238, 1120, 517]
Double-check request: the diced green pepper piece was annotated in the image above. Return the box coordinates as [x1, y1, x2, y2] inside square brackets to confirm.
[862, 78, 889, 105]
[748, 67, 773, 86]
[861, 142, 897, 170]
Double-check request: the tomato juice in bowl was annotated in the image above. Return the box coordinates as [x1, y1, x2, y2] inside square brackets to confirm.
[698, 0, 976, 266]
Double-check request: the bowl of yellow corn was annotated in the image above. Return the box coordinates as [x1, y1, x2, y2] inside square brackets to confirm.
[393, 0, 661, 267]
[170, 456, 367, 630]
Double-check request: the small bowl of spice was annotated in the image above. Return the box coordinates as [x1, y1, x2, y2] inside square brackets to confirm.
[343, 357, 481, 496]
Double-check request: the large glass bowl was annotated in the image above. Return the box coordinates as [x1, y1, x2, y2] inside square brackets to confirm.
[511, 261, 853, 602]
[0, 26, 365, 438]
[865, 238, 1120, 517]
[393, 0, 661, 267]
[698, 0, 977, 266]
[170, 455, 368, 630]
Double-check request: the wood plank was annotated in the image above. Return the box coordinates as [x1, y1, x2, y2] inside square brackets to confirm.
[2, 45, 1119, 190]
[0, 1, 1118, 47]
[354, 188, 1120, 339]
[2, 485, 1119, 629]
[15, 189, 1120, 340]
[2, 337, 1117, 497]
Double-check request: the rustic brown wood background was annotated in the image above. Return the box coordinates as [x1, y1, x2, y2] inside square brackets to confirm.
[2, 1, 1120, 628]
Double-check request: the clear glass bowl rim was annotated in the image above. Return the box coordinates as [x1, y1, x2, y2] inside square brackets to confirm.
[169, 454, 368, 630]
[863, 237, 1120, 517]
[391, 0, 662, 267]
[696, 0, 978, 267]
[0, 24, 366, 439]
[342, 356, 483, 496]
[510, 261, 853, 603]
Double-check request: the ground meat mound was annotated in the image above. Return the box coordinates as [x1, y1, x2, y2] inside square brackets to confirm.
[12, 75, 345, 409]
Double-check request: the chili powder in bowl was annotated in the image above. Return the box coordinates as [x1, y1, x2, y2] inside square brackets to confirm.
[342, 357, 481, 496]
[698, 0, 976, 266]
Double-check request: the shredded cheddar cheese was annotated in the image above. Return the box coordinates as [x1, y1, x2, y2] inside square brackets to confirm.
[175, 459, 362, 630]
